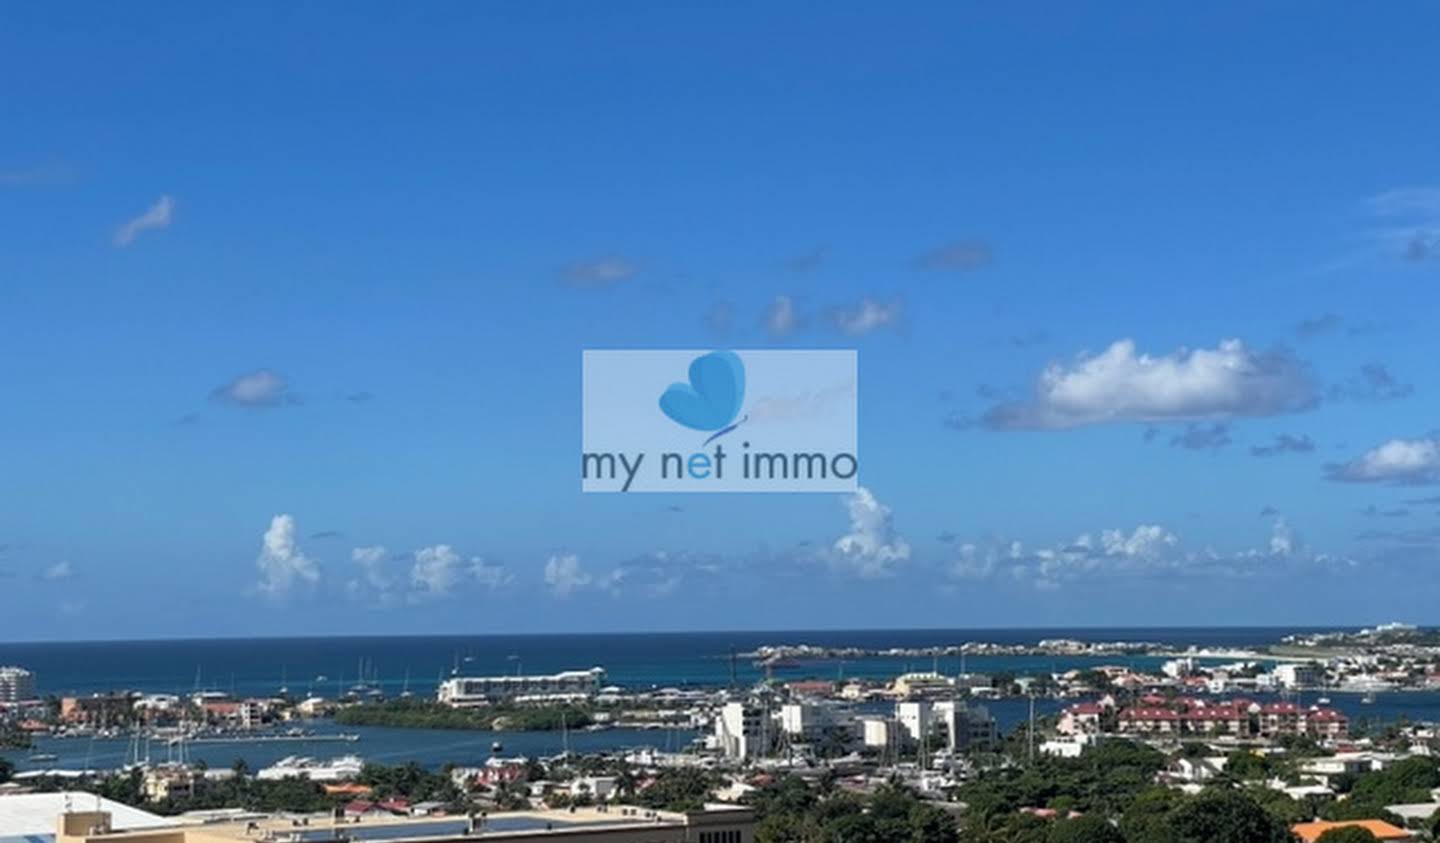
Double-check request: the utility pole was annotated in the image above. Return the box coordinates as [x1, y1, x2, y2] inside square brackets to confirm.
[1027, 693, 1036, 764]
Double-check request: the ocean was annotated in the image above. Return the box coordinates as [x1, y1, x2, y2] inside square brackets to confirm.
[4, 628, 1437, 773]
[0, 628, 1351, 699]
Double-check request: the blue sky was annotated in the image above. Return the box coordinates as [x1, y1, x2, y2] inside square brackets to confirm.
[2, 3, 1439, 640]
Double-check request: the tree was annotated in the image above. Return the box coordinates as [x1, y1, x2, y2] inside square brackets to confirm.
[633, 768, 720, 812]
[1046, 815, 1125, 843]
[1164, 790, 1292, 843]
[1314, 828, 1379, 843]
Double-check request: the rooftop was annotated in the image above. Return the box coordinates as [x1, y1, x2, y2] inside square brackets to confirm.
[1292, 819, 1412, 843]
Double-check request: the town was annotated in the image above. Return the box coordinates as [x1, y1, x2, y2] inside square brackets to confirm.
[5, 628, 1440, 842]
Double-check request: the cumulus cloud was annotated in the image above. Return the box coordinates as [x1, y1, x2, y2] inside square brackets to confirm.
[982, 338, 1318, 430]
[113, 195, 174, 247]
[211, 369, 298, 408]
[559, 256, 639, 287]
[764, 295, 801, 338]
[1250, 433, 1317, 457]
[599, 550, 707, 598]
[915, 239, 992, 272]
[42, 560, 74, 581]
[830, 297, 903, 336]
[544, 553, 592, 597]
[256, 515, 319, 598]
[349, 545, 392, 595]
[1330, 363, 1414, 402]
[829, 487, 911, 578]
[410, 544, 510, 600]
[1326, 437, 1440, 485]
[947, 518, 1333, 589]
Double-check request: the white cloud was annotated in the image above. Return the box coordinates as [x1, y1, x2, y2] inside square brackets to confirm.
[1368, 187, 1440, 216]
[410, 544, 510, 600]
[748, 378, 856, 423]
[984, 338, 1318, 430]
[764, 295, 800, 338]
[211, 369, 296, 408]
[831, 297, 903, 336]
[1327, 437, 1440, 485]
[561, 256, 639, 287]
[544, 553, 591, 597]
[348, 545, 392, 599]
[830, 487, 911, 578]
[42, 560, 74, 581]
[1268, 518, 1294, 556]
[948, 519, 1332, 590]
[256, 514, 319, 598]
[113, 195, 174, 247]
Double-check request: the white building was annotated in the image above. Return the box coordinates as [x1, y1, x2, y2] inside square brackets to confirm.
[568, 776, 618, 802]
[0, 666, 37, 702]
[896, 701, 931, 745]
[1040, 734, 1098, 759]
[1274, 663, 1322, 689]
[438, 668, 605, 706]
[1162, 658, 1196, 679]
[255, 755, 364, 782]
[714, 702, 767, 760]
[779, 703, 834, 740]
[861, 718, 893, 749]
[898, 700, 997, 752]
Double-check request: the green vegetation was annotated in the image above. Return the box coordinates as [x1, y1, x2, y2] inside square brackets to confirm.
[746, 777, 957, 843]
[1, 723, 32, 750]
[333, 699, 594, 731]
[20, 760, 467, 817]
[956, 740, 1167, 818]
[1319, 756, 1440, 825]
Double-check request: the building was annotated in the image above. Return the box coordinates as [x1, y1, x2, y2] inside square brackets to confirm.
[860, 718, 893, 749]
[0, 794, 170, 843]
[778, 703, 835, 741]
[1291, 820, 1412, 843]
[890, 673, 953, 699]
[714, 702, 767, 760]
[932, 701, 997, 751]
[1057, 702, 1107, 735]
[255, 755, 365, 782]
[1274, 662, 1322, 689]
[895, 701, 931, 746]
[59, 695, 131, 728]
[46, 803, 755, 843]
[140, 766, 199, 802]
[0, 667, 37, 703]
[567, 776, 618, 802]
[438, 668, 605, 706]
[1111, 698, 1347, 740]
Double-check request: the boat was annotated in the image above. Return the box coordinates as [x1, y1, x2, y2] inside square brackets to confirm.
[1362, 691, 1376, 705]
[28, 752, 58, 762]
[491, 741, 503, 753]
[1317, 696, 1331, 705]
